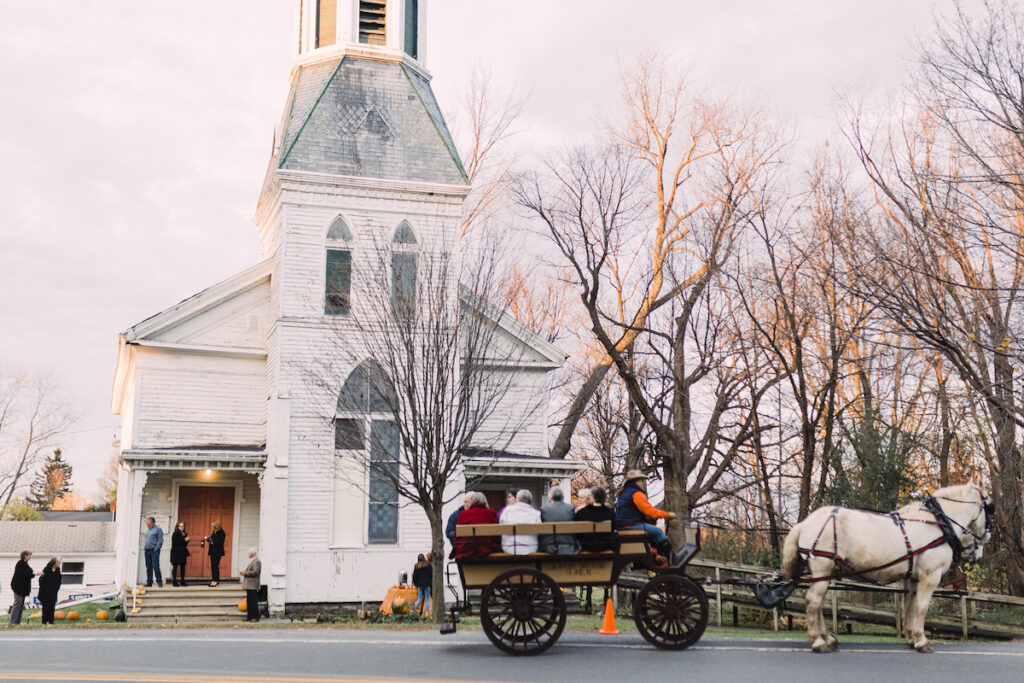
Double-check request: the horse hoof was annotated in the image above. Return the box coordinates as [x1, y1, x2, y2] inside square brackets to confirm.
[812, 640, 832, 653]
[915, 643, 933, 653]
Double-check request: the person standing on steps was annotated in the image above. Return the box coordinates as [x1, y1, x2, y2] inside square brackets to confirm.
[239, 548, 261, 622]
[170, 521, 190, 586]
[202, 520, 226, 586]
[143, 517, 164, 587]
[37, 558, 62, 625]
[8, 550, 38, 625]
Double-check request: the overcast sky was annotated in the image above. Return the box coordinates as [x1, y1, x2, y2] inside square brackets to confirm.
[0, 0, 957, 496]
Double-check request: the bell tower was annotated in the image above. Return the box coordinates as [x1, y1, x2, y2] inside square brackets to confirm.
[254, 0, 467, 615]
[296, 0, 424, 67]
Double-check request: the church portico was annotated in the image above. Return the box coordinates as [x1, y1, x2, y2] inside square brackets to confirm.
[115, 458, 263, 588]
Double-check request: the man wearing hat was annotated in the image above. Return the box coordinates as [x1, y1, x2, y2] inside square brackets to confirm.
[615, 470, 686, 566]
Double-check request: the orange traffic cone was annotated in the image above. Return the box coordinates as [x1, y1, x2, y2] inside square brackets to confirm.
[598, 598, 620, 635]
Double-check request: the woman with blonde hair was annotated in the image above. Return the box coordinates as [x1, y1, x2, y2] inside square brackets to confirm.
[201, 520, 226, 587]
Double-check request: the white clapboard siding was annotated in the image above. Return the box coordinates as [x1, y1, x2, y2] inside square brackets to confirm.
[470, 368, 551, 456]
[132, 355, 266, 448]
[150, 280, 270, 350]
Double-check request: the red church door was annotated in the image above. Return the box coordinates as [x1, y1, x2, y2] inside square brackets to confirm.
[177, 486, 235, 579]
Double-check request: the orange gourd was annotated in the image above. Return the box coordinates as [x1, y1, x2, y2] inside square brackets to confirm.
[96, 610, 110, 620]
[66, 610, 79, 621]
[238, 598, 247, 612]
[54, 610, 66, 620]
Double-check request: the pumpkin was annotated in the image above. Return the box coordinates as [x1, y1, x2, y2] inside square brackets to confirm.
[54, 610, 66, 620]
[391, 597, 409, 614]
[66, 610, 79, 621]
[238, 598, 247, 613]
[96, 610, 110, 620]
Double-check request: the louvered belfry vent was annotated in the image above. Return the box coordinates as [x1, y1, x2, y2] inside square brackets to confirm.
[359, 0, 387, 45]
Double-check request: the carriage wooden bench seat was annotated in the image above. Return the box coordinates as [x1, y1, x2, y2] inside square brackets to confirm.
[449, 520, 709, 654]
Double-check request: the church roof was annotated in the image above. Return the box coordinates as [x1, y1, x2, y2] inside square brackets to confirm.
[277, 57, 467, 185]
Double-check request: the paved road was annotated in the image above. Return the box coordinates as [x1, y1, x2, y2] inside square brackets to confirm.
[0, 628, 1021, 682]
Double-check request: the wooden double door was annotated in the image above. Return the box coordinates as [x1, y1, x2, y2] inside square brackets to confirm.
[177, 486, 234, 579]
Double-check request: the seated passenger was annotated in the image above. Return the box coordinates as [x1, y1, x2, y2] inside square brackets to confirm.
[574, 486, 616, 552]
[540, 486, 580, 555]
[454, 491, 500, 558]
[498, 489, 541, 554]
[615, 470, 686, 567]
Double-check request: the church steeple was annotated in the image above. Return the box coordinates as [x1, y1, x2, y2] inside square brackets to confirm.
[297, 0, 423, 68]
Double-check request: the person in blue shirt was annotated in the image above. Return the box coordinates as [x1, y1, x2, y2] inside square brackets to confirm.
[143, 517, 164, 587]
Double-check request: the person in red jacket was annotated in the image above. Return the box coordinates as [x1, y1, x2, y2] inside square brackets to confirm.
[454, 492, 500, 558]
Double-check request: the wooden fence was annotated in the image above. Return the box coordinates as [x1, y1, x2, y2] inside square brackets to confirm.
[617, 558, 1024, 641]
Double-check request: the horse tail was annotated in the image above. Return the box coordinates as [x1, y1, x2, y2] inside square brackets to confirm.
[780, 522, 804, 579]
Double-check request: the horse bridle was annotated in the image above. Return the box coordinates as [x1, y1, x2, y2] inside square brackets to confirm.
[924, 488, 994, 565]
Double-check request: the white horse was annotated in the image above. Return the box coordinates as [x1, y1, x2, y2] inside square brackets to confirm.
[780, 483, 992, 653]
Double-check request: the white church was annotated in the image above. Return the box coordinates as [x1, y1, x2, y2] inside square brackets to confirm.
[110, 0, 575, 614]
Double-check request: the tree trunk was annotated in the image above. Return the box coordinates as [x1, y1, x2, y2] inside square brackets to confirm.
[991, 351, 1024, 595]
[429, 515, 446, 624]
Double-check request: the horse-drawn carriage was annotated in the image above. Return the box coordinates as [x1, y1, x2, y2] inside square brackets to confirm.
[445, 519, 707, 655]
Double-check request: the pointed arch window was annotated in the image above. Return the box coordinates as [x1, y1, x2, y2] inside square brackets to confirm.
[391, 221, 417, 319]
[325, 216, 353, 316]
[335, 360, 400, 545]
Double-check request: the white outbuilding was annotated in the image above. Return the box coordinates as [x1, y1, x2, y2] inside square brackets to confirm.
[0, 521, 116, 613]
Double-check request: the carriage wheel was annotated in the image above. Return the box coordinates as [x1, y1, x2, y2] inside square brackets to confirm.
[480, 568, 567, 655]
[633, 575, 708, 650]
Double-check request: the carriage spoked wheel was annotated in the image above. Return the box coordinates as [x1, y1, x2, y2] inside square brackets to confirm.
[633, 574, 709, 650]
[480, 567, 567, 655]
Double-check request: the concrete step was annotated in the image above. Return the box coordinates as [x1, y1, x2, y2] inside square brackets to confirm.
[132, 605, 244, 616]
[129, 613, 242, 624]
[135, 593, 242, 602]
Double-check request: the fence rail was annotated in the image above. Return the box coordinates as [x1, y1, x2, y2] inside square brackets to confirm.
[617, 559, 1024, 641]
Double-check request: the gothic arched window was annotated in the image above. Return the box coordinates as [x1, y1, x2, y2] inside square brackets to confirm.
[391, 221, 417, 319]
[335, 360, 399, 545]
[325, 215, 353, 316]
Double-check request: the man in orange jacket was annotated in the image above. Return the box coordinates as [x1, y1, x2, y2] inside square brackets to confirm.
[614, 470, 686, 567]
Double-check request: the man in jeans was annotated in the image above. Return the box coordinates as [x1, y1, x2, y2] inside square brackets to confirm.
[143, 517, 164, 587]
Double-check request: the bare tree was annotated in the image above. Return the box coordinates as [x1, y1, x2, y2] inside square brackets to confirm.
[449, 66, 527, 238]
[304, 234, 538, 621]
[538, 56, 781, 462]
[0, 370, 75, 509]
[844, 0, 1024, 587]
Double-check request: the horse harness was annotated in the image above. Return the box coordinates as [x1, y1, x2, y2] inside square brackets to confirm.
[796, 490, 993, 585]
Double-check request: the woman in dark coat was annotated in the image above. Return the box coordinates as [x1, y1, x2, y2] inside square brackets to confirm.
[202, 520, 226, 587]
[37, 558, 62, 625]
[411, 554, 433, 617]
[170, 521, 191, 586]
